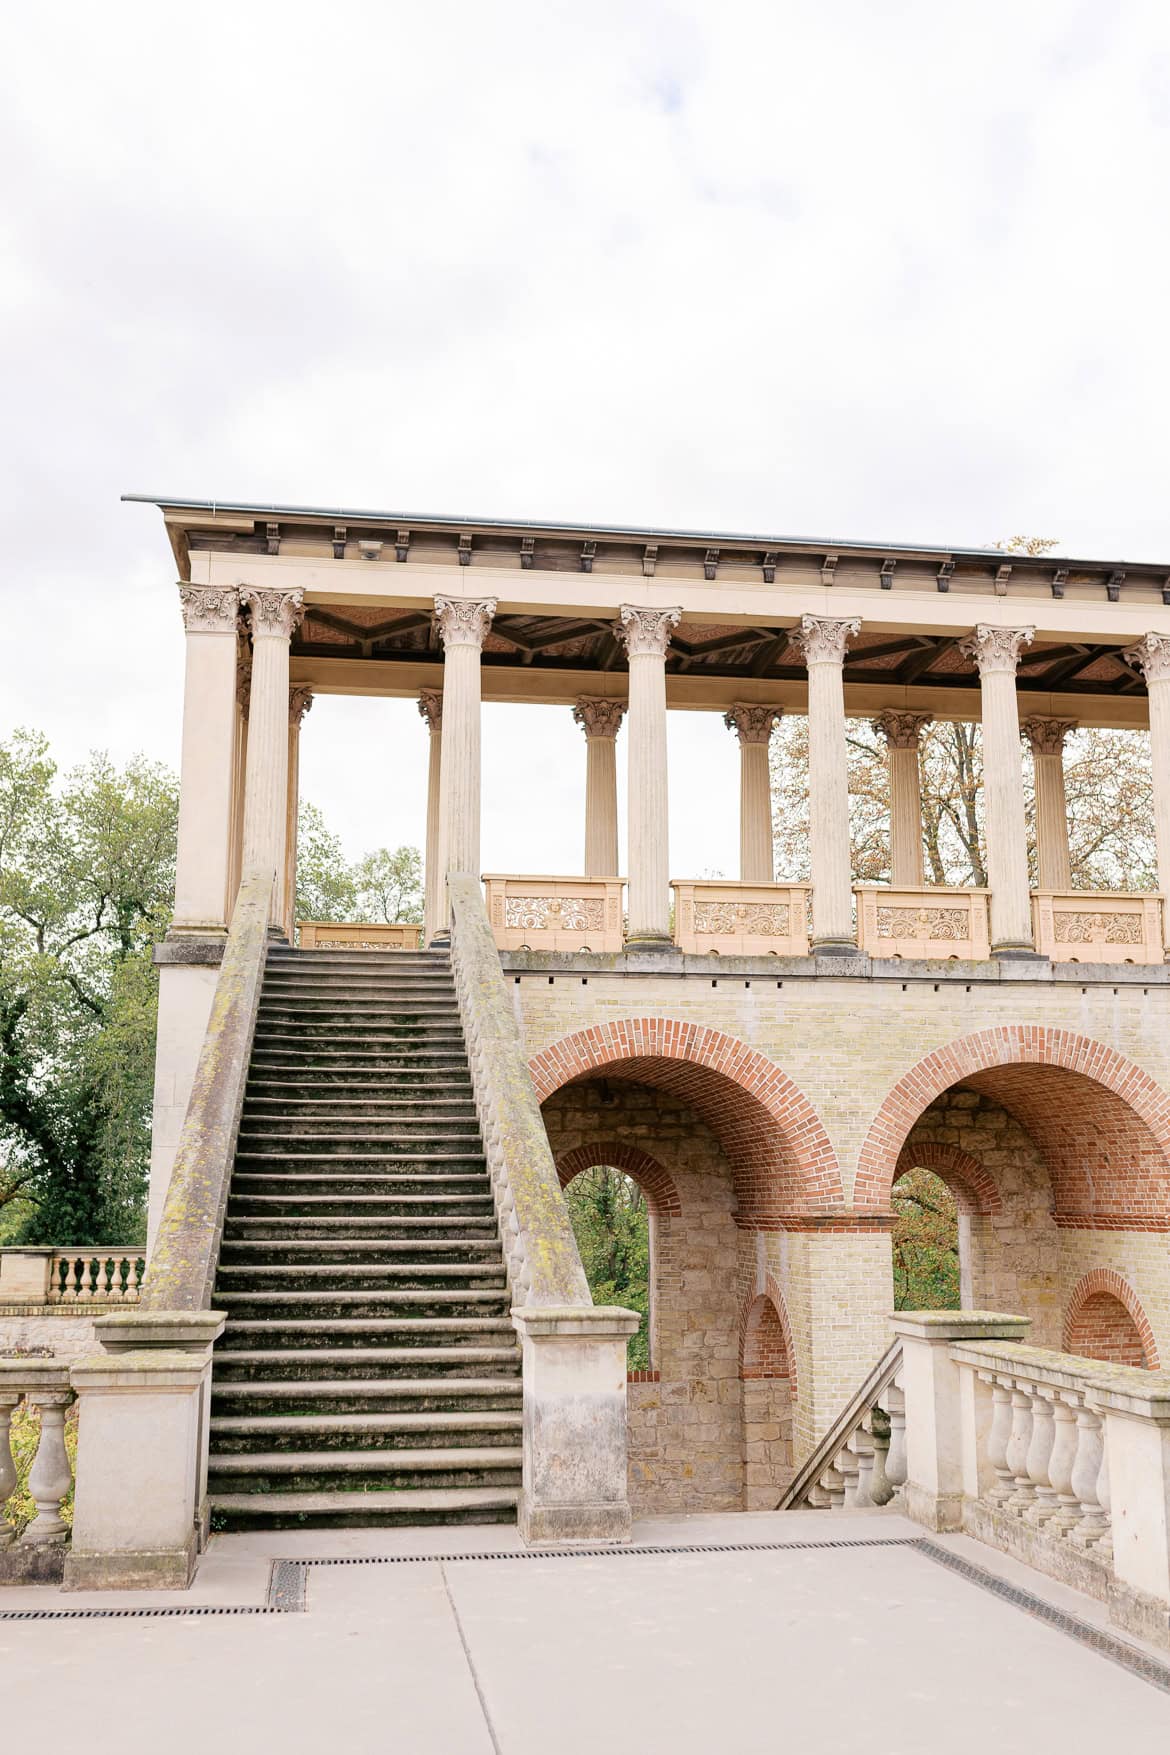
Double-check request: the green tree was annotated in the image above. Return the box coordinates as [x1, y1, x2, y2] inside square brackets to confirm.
[563, 1166, 650, 1369]
[0, 731, 177, 1244]
[891, 1167, 960, 1309]
[352, 846, 423, 924]
[294, 801, 358, 923]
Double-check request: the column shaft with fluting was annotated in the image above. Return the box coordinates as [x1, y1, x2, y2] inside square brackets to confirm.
[171, 586, 241, 935]
[1123, 633, 1170, 954]
[418, 690, 444, 943]
[795, 617, 860, 950]
[574, 698, 626, 876]
[873, 711, 930, 888]
[617, 606, 681, 943]
[961, 625, 1035, 955]
[724, 705, 782, 882]
[240, 588, 304, 930]
[1022, 718, 1075, 892]
[434, 599, 495, 932]
[284, 688, 313, 940]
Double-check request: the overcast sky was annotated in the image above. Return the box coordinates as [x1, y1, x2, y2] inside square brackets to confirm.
[4, 2, 1170, 876]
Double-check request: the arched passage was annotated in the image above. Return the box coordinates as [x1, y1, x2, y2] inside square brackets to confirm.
[1064, 1270, 1159, 1368]
[529, 1018, 843, 1222]
[739, 1280, 797, 1509]
[556, 1140, 682, 1217]
[857, 1027, 1170, 1358]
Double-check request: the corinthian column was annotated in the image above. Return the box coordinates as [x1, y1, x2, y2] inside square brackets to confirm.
[793, 616, 861, 952]
[960, 625, 1035, 956]
[240, 588, 305, 931]
[616, 606, 681, 945]
[1122, 632, 1170, 955]
[573, 698, 626, 876]
[1022, 718, 1075, 892]
[285, 687, 314, 940]
[418, 689, 443, 944]
[723, 705, 782, 883]
[434, 598, 496, 933]
[872, 711, 931, 888]
[171, 585, 241, 935]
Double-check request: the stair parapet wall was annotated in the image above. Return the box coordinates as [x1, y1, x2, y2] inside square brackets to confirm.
[447, 874, 592, 1310]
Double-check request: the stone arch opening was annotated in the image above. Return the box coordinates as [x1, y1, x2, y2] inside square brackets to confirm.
[1064, 1270, 1158, 1368]
[857, 1027, 1170, 1355]
[529, 1018, 843, 1222]
[739, 1282, 796, 1508]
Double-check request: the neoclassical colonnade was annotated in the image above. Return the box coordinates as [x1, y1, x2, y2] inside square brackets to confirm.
[170, 583, 1170, 959]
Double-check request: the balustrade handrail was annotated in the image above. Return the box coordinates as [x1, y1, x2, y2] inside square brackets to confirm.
[948, 1337, 1143, 1393]
[447, 872, 592, 1308]
[778, 1337, 904, 1509]
[140, 867, 273, 1312]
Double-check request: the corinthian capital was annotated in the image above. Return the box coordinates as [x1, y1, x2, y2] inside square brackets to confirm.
[178, 584, 240, 633]
[289, 686, 314, 727]
[1021, 717, 1075, 757]
[434, 596, 496, 650]
[573, 697, 627, 739]
[959, 624, 1034, 676]
[723, 703, 783, 745]
[241, 587, 305, 640]
[417, 688, 443, 732]
[872, 710, 932, 751]
[1123, 631, 1170, 685]
[615, 605, 682, 658]
[792, 615, 861, 667]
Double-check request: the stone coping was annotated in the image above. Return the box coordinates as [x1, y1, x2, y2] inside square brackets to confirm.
[156, 934, 1170, 984]
[950, 1337, 1170, 1412]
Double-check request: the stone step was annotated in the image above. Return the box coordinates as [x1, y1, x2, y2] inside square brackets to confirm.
[226, 1202, 494, 1224]
[209, 1486, 517, 1531]
[248, 1052, 470, 1072]
[217, 1244, 504, 1274]
[210, 1378, 523, 1415]
[241, 1104, 478, 1127]
[216, 1266, 507, 1291]
[257, 1002, 460, 1021]
[220, 1221, 500, 1246]
[214, 1290, 511, 1319]
[236, 1130, 482, 1152]
[209, 1410, 522, 1452]
[211, 1345, 522, 1381]
[220, 1314, 515, 1343]
[207, 1446, 523, 1494]
[244, 1079, 474, 1099]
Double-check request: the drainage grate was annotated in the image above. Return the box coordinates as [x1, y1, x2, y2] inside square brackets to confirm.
[0, 1604, 282, 1621]
[301, 1535, 920, 1569]
[912, 1539, 1170, 1696]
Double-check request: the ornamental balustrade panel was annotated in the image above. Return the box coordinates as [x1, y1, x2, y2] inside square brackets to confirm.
[855, 885, 992, 960]
[1031, 891, 1164, 965]
[298, 920, 423, 950]
[671, 881, 812, 956]
[0, 1360, 74, 1555]
[0, 1249, 143, 1307]
[483, 875, 625, 953]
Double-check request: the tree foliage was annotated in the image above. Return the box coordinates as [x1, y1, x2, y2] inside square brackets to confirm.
[294, 805, 423, 926]
[891, 1167, 960, 1310]
[0, 730, 177, 1243]
[563, 1166, 650, 1369]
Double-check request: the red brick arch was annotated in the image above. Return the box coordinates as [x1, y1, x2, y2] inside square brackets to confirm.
[555, 1140, 682, 1218]
[1063, 1270, 1159, 1369]
[529, 1019, 843, 1224]
[739, 1275, 798, 1394]
[855, 1027, 1170, 1228]
[895, 1142, 1004, 1217]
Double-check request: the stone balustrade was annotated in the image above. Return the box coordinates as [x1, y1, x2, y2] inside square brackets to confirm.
[894, 1311, 1170, 1650]
[780, 1339, 905, 1511]
[483, 874, 625, 953]
[0, 1359, 74, 1580]
[297, 919, 423, 949]
[1032, 890, 1165, 964]
[0, 1248, 144, 1308]
[855, 884, 992, 960]
[671, 880, 812, 956]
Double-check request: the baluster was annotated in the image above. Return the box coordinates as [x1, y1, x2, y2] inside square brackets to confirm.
[852, 1427, 876, 1509]
[1093, 1436, 1112, 1563]
[1004, 1385, 1035, 1511]
[821, 1462, 846, 1509]
[21, 1392, 73, 1544]
[1047, 1395, 1083, 1535]
[76, 1254, 94, 1303]
[1069, 1405, 1108, 1549]
[884, 1383, 907, 1497]
[1023, 1390, 1057, 1525]
[0, 1394, 19, 1549]
[806, 1481, 831, 1509]
[836, 1443, 861, 1508]
[985, 1379, 1015, 1505]
[868, 1405, 893, 1506]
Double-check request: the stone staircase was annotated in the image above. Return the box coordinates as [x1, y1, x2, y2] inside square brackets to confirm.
[207, 944, 523, 1530]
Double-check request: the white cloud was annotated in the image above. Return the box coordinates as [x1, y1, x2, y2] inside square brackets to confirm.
[3, 0, 1169, 873]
